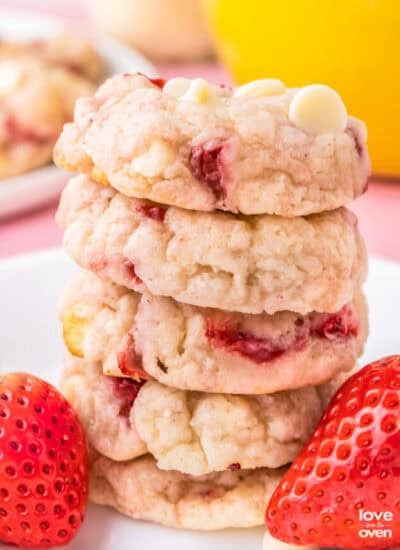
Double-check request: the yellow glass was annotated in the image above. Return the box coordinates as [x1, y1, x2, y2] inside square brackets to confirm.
[202, 0, 400, 175]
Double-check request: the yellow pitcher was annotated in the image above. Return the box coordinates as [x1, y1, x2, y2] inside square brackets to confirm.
[202, 0, 400, 175]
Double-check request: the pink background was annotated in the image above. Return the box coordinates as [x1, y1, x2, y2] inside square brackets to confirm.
[0, 3, 399, 262]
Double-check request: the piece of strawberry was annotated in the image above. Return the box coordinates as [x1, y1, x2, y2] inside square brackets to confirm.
[0, 372, 88, 548]
[266, 355, 400, 549]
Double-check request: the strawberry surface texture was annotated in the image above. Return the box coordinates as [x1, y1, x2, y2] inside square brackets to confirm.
[0, 373, 88, 547]
[266, 356, 400, 549]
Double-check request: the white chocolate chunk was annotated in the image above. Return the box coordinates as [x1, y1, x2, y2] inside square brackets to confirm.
[181, 78, 215, 104]
[234, 79, 285, 98]
[263, 532, 316, 550]
[0, 61, 23, 97]
[130, 140, 175, 177]
[288, 84, 348, 134]
[164, 77, 191, 98]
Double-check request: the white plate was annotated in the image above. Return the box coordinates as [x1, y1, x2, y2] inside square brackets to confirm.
[0, 8, 155, 220]
[0, 249, 399, 550]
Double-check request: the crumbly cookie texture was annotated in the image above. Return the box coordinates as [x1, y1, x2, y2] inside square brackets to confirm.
[60, 357, 146, 462]
[53, 72, 370, 216]
[59, 271, 368, 394]
[0, 58, 95, 179]
[56, 175, 367, 315]
[133, 375, 346, 475]
[59, 356, 347, 472]
[90, 452, 283, 530]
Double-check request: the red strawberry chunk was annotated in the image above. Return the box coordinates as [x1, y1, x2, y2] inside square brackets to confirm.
[124, 72, 166, 89]
[310, 303, 359, 340]
[206, 319, 307, 363]
[107, 376, 146, 418]
[206, 304, 359, 364]
[6, 116, 50, 145]
[136, 205, 167, 222]
[122, 261, 143, 286]
[148, 77, 166, 89]
[189, 142, 226, 200]
[116, 333, 152, 380]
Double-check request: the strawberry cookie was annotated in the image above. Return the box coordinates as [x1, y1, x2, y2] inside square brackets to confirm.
[56, 175, 367, 315]
[0, 32, 105, 84]
[59, 271, 367, 394]
[133, 375, 347, 476]
[0, 58, 95, 179]
[60, 357, 146, 462]
[60, 357, 347, 474]
[54, 73, 370, 216]
[90, 453, 282, 530]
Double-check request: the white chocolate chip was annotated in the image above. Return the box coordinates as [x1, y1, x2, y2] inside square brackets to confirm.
[130, 140, 175, 178]
[288, 84, 348, 134]
[0, 61, 24, 97]
[164, 77, 191, 99]
[234, 79, 285, 98]
[263, 532, 316, 550]
[181, 78, 215, 104]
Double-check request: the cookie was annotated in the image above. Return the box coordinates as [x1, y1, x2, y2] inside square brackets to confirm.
[90, 453, 283, 530]
[0, 58, 95, 178]
[54, 73, 370, 216]
[59, 271, 367, 394]
[133, 375, 346, 475]
[60, 357, 346, 473]
[0, 32, 105, 83]
[60, 356, 146, 462]
[56, 175, 367, 315]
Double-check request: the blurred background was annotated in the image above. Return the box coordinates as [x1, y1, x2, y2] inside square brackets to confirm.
[1, 0, 399, 261]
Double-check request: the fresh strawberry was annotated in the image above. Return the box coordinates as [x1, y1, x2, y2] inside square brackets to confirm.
[0, 373, 88, 548]
[266, 356, 400, 549]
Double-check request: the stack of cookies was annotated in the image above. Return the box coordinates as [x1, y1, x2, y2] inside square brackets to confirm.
[54, 74, 370, 530]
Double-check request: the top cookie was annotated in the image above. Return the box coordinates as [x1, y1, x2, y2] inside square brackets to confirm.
[54, 73, 370, 216]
